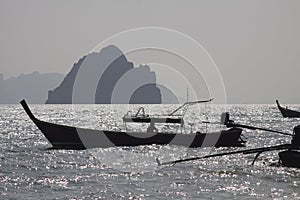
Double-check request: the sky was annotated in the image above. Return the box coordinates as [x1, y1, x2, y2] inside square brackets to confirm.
[0, 0, 299, 104]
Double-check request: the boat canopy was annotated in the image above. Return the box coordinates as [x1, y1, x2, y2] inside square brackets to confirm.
[122, 99, 213, 125]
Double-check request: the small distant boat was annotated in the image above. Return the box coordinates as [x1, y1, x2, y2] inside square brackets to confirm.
[20, 99, 245, 150]
[276, 100, 300, 118]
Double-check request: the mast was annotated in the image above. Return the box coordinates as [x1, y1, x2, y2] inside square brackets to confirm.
[186, 88, 189, 102]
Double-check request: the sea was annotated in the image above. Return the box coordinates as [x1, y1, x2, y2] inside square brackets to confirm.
[0, 104, 299, 199]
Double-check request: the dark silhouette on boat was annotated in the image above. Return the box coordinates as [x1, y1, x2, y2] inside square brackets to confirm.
[276, 100, 300, 118]
[224, 113, 300, 168]
[157, 114, 300, 168]
[20, 99, 245, 150]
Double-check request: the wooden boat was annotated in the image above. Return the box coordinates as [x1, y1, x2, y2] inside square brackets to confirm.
[122, 99, 214, 125]
[278, 150, 300, 168]
[276, 100, 300, 118]
[279, 125, 300, 168]
[20, 100, 245, 150]
[157, 118, 300, 168]
[122, 107, 183, 124]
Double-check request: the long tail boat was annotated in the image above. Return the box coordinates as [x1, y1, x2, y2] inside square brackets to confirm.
[20, 99, 245, 150]
[157, 115, 300, 168]
[276, 100, 300, 118]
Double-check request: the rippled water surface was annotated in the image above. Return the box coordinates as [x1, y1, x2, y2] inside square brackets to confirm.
[0, 104, 299, 199]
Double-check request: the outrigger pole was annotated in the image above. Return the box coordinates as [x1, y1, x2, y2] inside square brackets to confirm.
[156, 144, 291, 166]
[156, 113, 299, 167]
[221, 112, 293, 136]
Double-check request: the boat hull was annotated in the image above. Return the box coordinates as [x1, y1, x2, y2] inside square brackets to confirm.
[276, 100, 300, 118]
[35, 119, 244, 150]
[20, 100, 244, 150]
[278, 150, 300, 168]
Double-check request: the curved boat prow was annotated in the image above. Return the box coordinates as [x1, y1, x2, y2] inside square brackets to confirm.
[276, 100, 300, 118]
[276, 100, 281, 108]
[20, 99, 38, 121]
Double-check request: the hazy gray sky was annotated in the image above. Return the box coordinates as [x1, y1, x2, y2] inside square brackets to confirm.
[0, 0, 299, 103]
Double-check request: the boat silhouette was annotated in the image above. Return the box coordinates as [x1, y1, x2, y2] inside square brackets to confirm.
[276, 100, 300, 118]
[157, 114, 300, 168]
[20, 99, 244, 150]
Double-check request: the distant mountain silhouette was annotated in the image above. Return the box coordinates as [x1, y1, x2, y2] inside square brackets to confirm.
[46, 45, 176, 104]
[0, 72, 64, 104]
[156, 84, 179, 104]
[45, 56, 86, 104]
